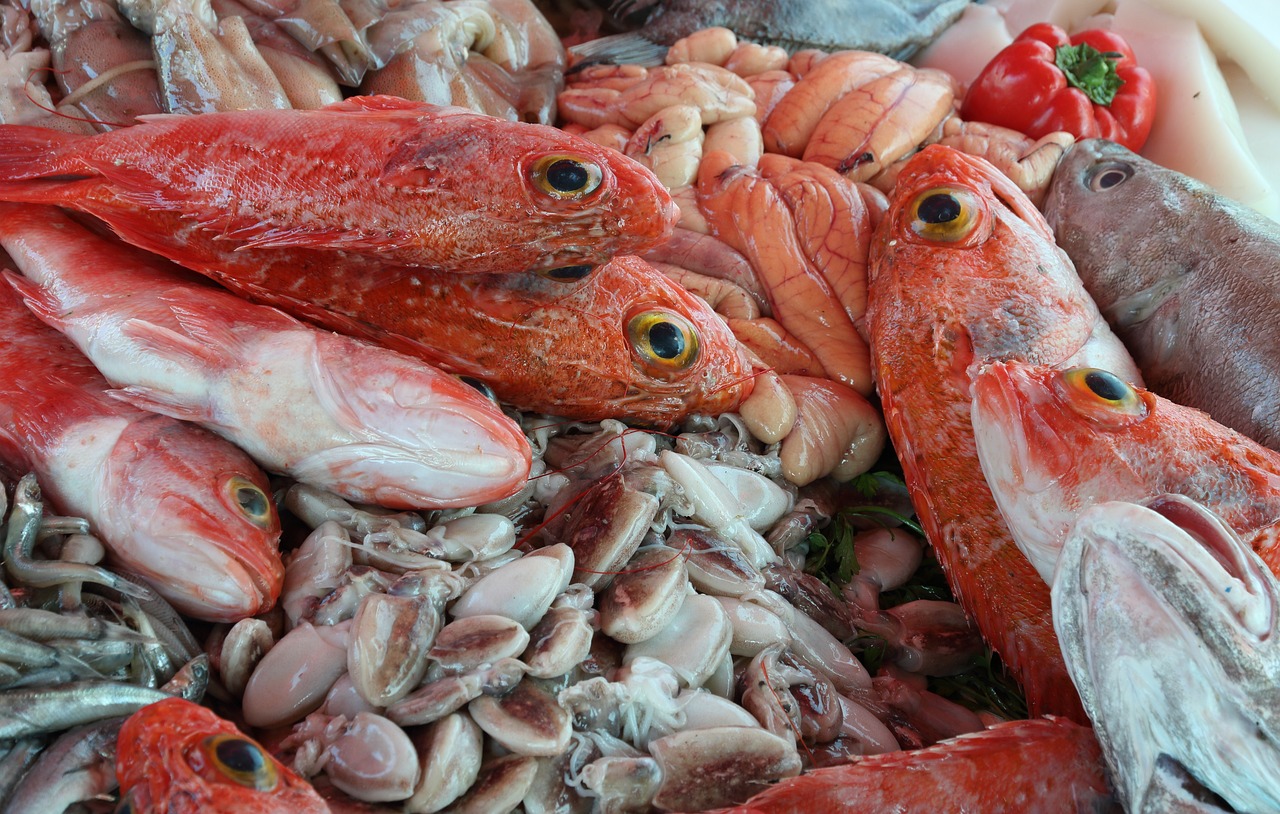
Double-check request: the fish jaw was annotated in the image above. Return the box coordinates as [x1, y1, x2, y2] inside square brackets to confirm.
[1053, 497, 1280, 813]
[293, 331, 532, 508]
[97, 416, 283, 622]
[117, 698, 329, 813]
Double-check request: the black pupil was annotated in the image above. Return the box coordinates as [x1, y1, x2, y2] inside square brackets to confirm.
[545, 264, 593, 281]
[648, 321, 685, 360]
[460, 376, 497, 402]
[1097, 169, 1126, 189]
[236, 487, 266, 517]
[216, 738, 266, 775]
[546, 160, 589, 193]
[918, 193, 962, 224]
[1084, 370, 1128, 401]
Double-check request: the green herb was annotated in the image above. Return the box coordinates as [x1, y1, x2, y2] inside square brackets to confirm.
[928, 650, 1029, 720]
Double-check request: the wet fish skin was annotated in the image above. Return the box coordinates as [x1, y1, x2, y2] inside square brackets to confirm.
[1043, 138, 1280, 451]
[1053, 496, 1280, 813]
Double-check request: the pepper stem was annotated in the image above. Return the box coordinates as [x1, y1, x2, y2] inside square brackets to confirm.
[1054, 43, 1125, 106]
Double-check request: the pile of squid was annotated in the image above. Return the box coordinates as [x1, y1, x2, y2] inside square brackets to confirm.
[2, 0, 1280, 810]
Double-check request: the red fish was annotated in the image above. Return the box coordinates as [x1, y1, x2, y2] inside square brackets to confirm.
[971, 361, 1280, 581]
[178, 253, 761, 428]
[729, 717, 1117, 813]
[116, 698, 329, 813]
[0, 279, 282, 622]
[866, 144, 1140, 721]
[0, 96, 677, 277]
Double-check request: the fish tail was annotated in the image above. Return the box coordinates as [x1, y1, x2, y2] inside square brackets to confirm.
[0, 126, 91, 202]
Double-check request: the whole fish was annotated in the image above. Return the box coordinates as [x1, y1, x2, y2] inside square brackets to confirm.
[1054, 496, 1280, 813]
[0, 280, 283, 622]
[970, 361, 1280, 582]
[115, 698, 330, 813]
[185, 253, 761, 428]
[550, 0, 970, 60]
[729, 716, 1118, 813]
[0, 95, 678, 277]
[866, 143, 1140, 721]
[1043, 138, 1280, 452]
[0, 204, 533, 511]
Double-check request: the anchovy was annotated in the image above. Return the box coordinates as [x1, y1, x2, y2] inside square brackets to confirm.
[0, 681, 169, 739]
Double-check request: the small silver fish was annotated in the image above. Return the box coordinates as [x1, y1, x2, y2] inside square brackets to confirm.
[1043, 138, 1280, 452]
[1052, 495, 1280, 813]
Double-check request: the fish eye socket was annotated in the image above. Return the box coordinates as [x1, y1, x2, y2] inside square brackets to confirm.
[1087, 161, 1133, 191]
[1060, 367, 1149, 424]
[200, 734, 279, 792]
[530, 155, 603, 200]
[909, 187, 980, 243]
[227, 477, 272, 527]
[627, 310, 700, 377]
[537, 264, 595, 281]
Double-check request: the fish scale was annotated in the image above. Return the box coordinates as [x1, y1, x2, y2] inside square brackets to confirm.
[867, 144, 1141, 722]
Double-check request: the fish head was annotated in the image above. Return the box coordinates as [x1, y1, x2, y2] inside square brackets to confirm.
[970, 360, 1156, 583]
[300, 332, 533, 509]
[101, 415, 284, 622]
[386, 108, 678, 274]
[872, 145, 1094, 363]
[116, 698, 329, 814]
[1052, 496, 1280, 812]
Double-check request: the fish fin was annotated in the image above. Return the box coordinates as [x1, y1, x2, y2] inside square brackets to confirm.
[567, 32, 667, 71]
[0, 125, 85, 181]
[2, 271, 71, 332]
[161, 298, 285, 353]
[323, 95, 436, 114]
[119, 317, 229, 371]
[107, 385, 214, 424]
[203, 221, 408, 252]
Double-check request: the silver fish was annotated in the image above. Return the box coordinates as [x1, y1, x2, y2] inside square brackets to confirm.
[1043, 138, 1280, 452]
[1052, 495, 1280, 813]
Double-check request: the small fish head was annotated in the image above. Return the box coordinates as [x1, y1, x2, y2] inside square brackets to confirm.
[971, 361, 1155, 582]
[1053, 497, 1280, 811]
[116, 698, 329, 813]
[101, 416, 283, 622]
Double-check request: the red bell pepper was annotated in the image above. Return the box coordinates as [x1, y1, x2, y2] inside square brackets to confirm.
[960, 23, 1156, 152]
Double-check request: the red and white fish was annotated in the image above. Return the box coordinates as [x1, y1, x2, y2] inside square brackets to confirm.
[866, 144, 1140, 721]
[0, 278, 283, 622]
[0, 204, 532, 510]
[0, 96, 678, 277]
[115, 698, 330, 813]
[971, 361, 1280, 581]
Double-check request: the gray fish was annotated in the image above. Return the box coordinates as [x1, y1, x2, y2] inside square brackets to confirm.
[1052, 495, 1280, 813]
[546, 0, 969, 60]
[1043, 138, 1280, 451]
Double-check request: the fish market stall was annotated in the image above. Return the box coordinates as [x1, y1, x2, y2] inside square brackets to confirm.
[0, 0, 1278, 811]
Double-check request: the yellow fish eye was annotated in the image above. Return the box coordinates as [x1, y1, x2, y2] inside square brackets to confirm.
[1060, 367, 1149, 425]
[227, 476, 272, 528]
[627, 310, 700, 377]
[909, 187, 980, 243]
[530, 155, 603, 199]
[197, 734, 279, 791]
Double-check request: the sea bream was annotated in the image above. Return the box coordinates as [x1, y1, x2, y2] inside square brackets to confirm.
[1053, 495, 1280, 813]
[866, 143, 1140, 721]
[0, 274, 283, 622]
[0, 203, 533, 511]
[1043, 138, 1280, 452]
[970, 361, 1280, 584]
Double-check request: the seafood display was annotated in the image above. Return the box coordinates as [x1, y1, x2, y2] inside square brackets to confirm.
[0, 0, 1278, 810]
[1044, 138, 1280, 451]
[1053, 496, 1280, 813]
[865, 143, 1138, 721]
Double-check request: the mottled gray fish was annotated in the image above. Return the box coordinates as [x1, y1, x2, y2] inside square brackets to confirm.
[547, 0, 969, 59]
[1044, 138, 1280, 451]
[1053, 495, 1280, 813]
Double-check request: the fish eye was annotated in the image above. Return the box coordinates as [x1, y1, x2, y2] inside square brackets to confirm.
[909, 187, 981, 243]
[536, 264, 595, 282]
[530, 155, 603, 200]
[1087, 161, 1133, 191]
[627, 310, 700, 377]
[227, 477, 272, 527]
[1059, 367, 1150, 425]
[458, 375, 498, 403]
[198, 733, 279, 791]
[114, 790, 136, 814]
